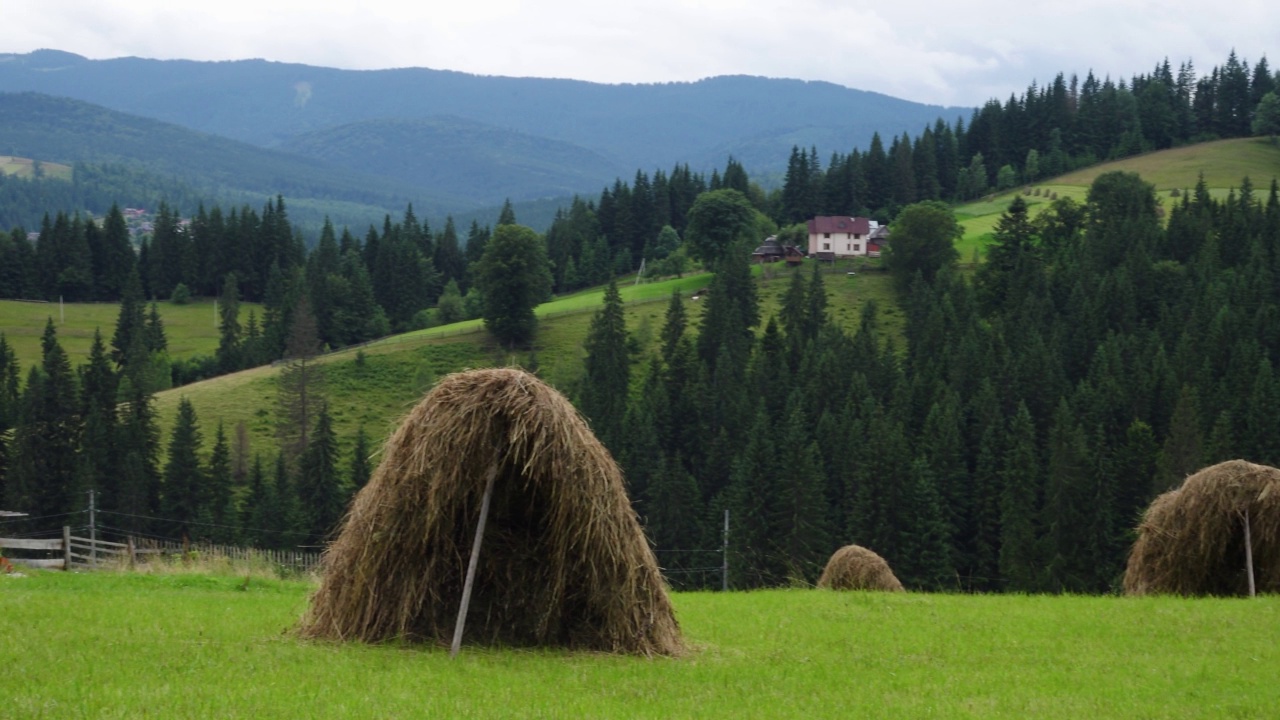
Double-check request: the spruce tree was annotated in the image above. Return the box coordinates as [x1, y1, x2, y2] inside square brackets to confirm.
[999, 403, 1042, 591]
[579, 279, 630, 453]
[1042, 400, 1095, 592]
[643, 452, 705, 589]
[111, 267, 146, 367]
[724, 406, 779, 588]
[771, 406, 832, 583]
[896, 456, 953, 590]
[243, 454, 273, 548]
[277, 294, 325, 464]
[203, 422, 237, 544]
[349, 425, 372, 492]
[216, 272, 243, 373]
[1156, 385, 1203, 493]
[161, 397, 204, 539]
[297, 403, 343, 545]
[9, 320, 81, 519]
[113, 373, 162, 534]
[0, 334, 18, 500]
[78, 330, 119, 512]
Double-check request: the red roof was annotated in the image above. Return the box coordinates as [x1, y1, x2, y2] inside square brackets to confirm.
[807, 216, 871, 235]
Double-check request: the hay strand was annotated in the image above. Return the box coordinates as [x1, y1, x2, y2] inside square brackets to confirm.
[816, 545, 905, 592]
[1123, 460, 1280, 596]
[298, 368, 683, 655]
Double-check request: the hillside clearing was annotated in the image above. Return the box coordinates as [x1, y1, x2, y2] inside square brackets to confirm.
[0, 298, 261, 371]
[955, 137, 1280, 258]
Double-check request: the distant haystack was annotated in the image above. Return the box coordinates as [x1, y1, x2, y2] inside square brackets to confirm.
[1123, 460, 1280, 596]
[298, 368, 682, 655]
[816, 545, 905, 592]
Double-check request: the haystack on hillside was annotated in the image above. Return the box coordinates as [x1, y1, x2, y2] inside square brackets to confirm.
[298, 368, 683, 655]
[1124, 460, 1280, 596]
[816, 545, 905, 592]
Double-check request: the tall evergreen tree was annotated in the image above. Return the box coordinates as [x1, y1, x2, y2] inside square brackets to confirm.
[579, 279, 630, 453]
[277, 294, 325, 464]
[999, 403, 1041, 591]
[297, 403, 343, 545]
[160, 397, 204, 539]
[216, 272, 243, 373]
[349, 425, 372, 492]
[202, 421, 237, 544]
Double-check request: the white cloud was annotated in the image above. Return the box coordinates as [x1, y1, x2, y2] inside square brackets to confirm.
[4, 0, 1276, 108]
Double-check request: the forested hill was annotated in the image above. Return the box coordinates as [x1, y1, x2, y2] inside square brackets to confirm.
[0, 92, 425, 212]
[0, 50, 969, 174]
[278, 116, 627, 204]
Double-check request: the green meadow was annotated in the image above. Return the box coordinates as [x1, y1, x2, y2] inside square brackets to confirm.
[0, 298, 262, 371]
[1, 570, 1276, 718]
[954, 136, 1280, 260]
[147, 263, 901, 463]
[0, 155, 74, 181]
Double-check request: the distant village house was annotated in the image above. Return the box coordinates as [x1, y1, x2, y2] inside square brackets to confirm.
[751, 235, 805, 265]
[806, 216, 888, 261]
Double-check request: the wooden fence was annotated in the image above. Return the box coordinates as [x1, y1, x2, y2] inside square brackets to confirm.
[0, 527, 321, 573]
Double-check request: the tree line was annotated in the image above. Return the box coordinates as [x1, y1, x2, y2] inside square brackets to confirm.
[537, 50, 1280, 297]
[0, 296, 372, 549]
[573, 172, 1280, 593]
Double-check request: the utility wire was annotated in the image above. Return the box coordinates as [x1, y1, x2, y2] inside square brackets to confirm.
[0, 510, 86, 525]
[95, 509, 298, 537]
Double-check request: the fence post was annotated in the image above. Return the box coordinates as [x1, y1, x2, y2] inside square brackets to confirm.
[62, 525, 71, 571]
[722, 509, 729, 592]
[127, 536, 136, 568]
[88, 489, 97, 566]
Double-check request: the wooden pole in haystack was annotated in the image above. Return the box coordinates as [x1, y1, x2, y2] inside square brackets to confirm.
[1244, 507, 1256, 598]
[450, 464, 500, 658]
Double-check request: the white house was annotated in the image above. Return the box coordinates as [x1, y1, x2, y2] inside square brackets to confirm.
[806, 216, 881, 259]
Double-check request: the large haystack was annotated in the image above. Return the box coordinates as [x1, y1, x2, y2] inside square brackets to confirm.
[816, 544, 905, 592]
[298, 368, 683, 655]
[1123, 460, 1280, 596]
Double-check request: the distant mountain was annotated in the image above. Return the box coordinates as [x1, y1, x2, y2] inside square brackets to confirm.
[0, 92, 425, 208]
[279, 116, 626, 204]
[0, 50, 972, 180]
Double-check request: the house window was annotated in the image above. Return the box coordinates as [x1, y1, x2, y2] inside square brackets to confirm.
[822, 243, 830, 250]
[855, 233, 862, 240]
[846, 244, 851, 251]
[823, 233, 830, 239]
[854, 244, 860, 252]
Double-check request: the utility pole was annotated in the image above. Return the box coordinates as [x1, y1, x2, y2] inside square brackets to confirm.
[722, 508, 729, 591]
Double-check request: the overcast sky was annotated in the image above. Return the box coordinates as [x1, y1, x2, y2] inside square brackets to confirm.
[8, 0, 1276, 108]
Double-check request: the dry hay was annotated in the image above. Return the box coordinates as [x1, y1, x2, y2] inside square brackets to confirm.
[298, 367, 683, 655]
[816, 544, 905, 592]
[1123, 460, 1280, 596]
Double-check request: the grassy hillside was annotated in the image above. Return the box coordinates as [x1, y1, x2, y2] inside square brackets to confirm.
[0, 154, 72, 180]
[954, 137, 1280, 259]
[2, 570, 1276, 718]
[0, 298, 261, 371]
[150, 262, 901, 466]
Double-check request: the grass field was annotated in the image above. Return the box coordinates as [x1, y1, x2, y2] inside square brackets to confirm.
[953, 137, 1280, 260]
[146, 262, 902, 465]
[0, 298, 262, 371]
[1, 570, 1276, 718]
[0, 155, 74, 181]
